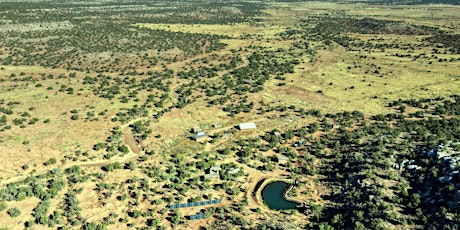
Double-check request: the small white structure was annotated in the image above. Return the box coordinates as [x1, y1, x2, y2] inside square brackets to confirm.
[406, 165, 422, 171]
[204, 166, 221, 180]
[277, 155, 289, 164]
[193, 131, 207, 140]
[210, 166, 222, 173]
[293, 140, 306, 147]
[238, 122, 257, 130]
[227, 168, 241, 175]
[204, 174, 219, 180]
[192, 127, 203, 134]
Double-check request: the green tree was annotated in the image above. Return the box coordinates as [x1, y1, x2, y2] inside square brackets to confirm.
[44, 158, 57, 166]
[71, 114, 79, 120]
[310, 202, 323, 221]
[118, 145, 129, 154]
[0, 202, 7, 211]
[8, 207, 21, 218]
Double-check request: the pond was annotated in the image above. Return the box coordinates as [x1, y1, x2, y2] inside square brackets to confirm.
[261, 181, 299, 210]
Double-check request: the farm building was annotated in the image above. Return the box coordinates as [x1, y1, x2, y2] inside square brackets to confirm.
[293, 139, 306, 147]
[227, 167, 241, 175]
[204, 174, 219, 180]
[204, 166, 221, 180]
[277, 155, 289, 164]
[193, 131, 207, 140]
[192, 127, 203, 134]
[238, 122, 257, 130]
[210, 166, 222, 172]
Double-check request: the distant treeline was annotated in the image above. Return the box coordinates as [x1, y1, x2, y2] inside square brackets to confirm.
[420, 0, 459, 4]
[270, 0, 459, 5]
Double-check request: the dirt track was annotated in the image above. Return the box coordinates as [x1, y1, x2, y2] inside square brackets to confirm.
[0, 132, 140, 186]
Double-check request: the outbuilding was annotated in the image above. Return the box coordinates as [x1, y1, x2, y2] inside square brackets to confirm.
[193, 131, 207, 140]
[277, 155, 289, 164]
[238, 122, 257, 130]
[293, 140, 306, 147]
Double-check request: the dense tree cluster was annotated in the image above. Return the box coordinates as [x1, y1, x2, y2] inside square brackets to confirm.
[0, 23, 226, 72]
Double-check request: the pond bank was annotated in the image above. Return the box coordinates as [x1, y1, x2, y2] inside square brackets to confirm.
[253, 178, 304, 210]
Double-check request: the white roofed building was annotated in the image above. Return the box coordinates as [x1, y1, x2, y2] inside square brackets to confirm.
[238, 122, 257, 130]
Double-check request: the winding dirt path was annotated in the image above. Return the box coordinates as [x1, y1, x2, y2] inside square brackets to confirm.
[0, 132, 140, 186]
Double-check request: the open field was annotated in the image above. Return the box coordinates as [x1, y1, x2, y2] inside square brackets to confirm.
[0, 1, 459, 229]
[136, 23, 286, 38]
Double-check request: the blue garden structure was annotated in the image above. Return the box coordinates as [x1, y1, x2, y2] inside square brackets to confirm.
[169, 199, 221, 209]
[189, 213, 205, 220]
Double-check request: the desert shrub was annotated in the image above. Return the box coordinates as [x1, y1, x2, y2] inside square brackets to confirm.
[71, 114, 79, 120]
[102, 162, 123, 171]
[93, 142, 105, 151]
[44, 158, 57, 166]
[8, 207, 21, 217]
[0, 202, 7, 211]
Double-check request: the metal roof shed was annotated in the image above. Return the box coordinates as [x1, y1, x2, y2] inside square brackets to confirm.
[193, 131, 207, 140]
[238, 122, 257, 130]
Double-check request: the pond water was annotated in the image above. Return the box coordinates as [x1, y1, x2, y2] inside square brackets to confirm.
[261, 181, 299, 210]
